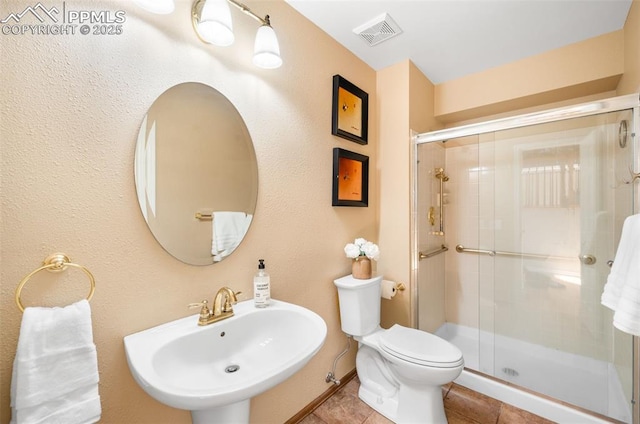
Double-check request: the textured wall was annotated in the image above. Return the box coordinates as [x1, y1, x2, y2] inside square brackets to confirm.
[0, 1, 377, 423]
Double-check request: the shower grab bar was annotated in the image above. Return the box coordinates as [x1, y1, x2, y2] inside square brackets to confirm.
[419, 244, 449, 260]
[455, 244, 586, 262]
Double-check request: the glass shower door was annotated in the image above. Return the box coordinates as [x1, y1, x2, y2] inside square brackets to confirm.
[477, 110, 635, 422]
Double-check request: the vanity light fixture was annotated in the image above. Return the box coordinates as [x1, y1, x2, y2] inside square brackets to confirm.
[132, 0, 176, 14]
[192, 0, 282, 69]
[193, 0, 234, 46]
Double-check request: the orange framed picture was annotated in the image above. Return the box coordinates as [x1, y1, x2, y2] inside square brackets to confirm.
[332, 148, 369, 207]
[331, 75, 369, 145]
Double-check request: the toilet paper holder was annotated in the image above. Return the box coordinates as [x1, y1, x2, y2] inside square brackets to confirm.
[381, 280, 406, 299]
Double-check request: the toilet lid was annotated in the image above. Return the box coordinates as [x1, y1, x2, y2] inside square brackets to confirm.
[379, 324, 464, 368]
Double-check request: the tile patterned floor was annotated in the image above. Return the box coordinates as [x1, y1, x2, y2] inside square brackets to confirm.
[298, 376, 555, 424]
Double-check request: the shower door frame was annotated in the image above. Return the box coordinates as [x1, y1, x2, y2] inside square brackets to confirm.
[411, 93, 640, 424]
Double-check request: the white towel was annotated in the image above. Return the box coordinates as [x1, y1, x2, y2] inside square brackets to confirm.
[11, 299, 101, 424]
[601, 214, 640, 336]
[211, 211, 252, 261]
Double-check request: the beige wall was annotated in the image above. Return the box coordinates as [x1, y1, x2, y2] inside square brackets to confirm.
[435, 31, 625, 123]
[618, 0, 640, 95]
[409, 63, 441, 136]
[432, 0, 639, 124]
[0, 1, 377, 423]
[376, 62, 412, 329]
[376, 61, 439, 329]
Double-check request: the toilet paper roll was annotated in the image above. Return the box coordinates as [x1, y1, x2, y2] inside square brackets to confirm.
[381, 280, 398, 299]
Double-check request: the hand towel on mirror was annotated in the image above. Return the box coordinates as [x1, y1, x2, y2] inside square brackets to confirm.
[212, 211, 252, 261]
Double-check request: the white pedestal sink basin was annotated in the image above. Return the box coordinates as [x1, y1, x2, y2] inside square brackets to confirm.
[124, 299, 327, 423]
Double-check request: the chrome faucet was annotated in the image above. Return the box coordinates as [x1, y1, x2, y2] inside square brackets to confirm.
[188, 287, 241, 326]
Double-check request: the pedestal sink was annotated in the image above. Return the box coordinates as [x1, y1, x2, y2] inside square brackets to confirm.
[124, 299, 327, 423]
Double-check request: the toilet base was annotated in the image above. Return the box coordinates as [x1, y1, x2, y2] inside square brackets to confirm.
[359, 383, 447, 424]
[359, 383, 399, 422]
[396, 384, 447, 424]
[356, 344, 399, 421]
[355, 345, 450, 423]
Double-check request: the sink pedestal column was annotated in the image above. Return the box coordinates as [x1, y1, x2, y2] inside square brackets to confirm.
[191, 400, 250, 424]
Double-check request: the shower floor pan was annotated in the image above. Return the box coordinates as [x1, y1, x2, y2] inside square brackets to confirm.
[436, 323, 631, 423]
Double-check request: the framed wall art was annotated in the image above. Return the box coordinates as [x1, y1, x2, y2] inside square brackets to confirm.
[331, 75, 369, 145]
[332, 148, 369, 207]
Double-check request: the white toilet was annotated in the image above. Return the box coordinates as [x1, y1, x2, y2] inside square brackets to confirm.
[334, 275, 464, 424]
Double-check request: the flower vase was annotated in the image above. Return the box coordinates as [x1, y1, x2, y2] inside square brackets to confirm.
[352, 256, 372, 279]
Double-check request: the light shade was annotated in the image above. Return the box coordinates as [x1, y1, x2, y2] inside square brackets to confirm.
[253, 24, 282, 69]
[196, 0, 234, 46]
[133, 0, 175, 14]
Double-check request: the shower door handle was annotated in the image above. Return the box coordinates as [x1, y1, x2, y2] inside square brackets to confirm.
[579, 254, 597, 265]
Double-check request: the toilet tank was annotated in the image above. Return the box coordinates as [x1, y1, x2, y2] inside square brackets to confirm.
[333, 275, 382, 336]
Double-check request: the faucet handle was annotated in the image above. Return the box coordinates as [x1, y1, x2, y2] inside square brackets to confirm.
[220, 287, 242, 313]
[230, 290, 241, 302]
[188, 299, 209, 308]
[188, 299, 211, 319]
[219, 289, 241, 313]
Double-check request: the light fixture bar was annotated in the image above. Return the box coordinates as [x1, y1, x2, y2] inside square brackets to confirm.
[191, 0, 282, 69]
[227, 0, 268, 25]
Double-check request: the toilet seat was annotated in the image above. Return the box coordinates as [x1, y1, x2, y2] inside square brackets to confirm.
[379, 324, 464, 368]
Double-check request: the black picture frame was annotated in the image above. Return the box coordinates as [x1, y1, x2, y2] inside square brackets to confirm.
[331, 75, 369, 145]
[332, 148, 369, 207]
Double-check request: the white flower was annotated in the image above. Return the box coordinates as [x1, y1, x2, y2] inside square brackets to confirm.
[344, 238, 380, 260]
[362, 242, 380, 261]
[344, 243, 361, 259]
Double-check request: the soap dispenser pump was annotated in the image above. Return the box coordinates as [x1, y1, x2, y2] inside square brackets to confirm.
[253, 259, 271, 308]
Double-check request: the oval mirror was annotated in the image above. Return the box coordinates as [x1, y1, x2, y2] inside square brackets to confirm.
[134, 82, 258, 265]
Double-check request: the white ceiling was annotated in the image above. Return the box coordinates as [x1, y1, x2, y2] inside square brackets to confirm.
[284, 0, 633, 84]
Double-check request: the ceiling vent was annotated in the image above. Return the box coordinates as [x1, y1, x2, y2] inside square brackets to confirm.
[353, 13, 402, 47]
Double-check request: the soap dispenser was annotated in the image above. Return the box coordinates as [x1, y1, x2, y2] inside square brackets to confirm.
[253, 259, 271, 308]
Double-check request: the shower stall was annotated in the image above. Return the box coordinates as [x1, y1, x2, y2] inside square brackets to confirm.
[412, 94, 639, 423]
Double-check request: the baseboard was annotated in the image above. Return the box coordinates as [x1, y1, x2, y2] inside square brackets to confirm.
[285, 368, 357, 424]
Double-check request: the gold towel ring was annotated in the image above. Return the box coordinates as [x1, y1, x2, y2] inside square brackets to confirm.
[15, 253, 96, 312]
